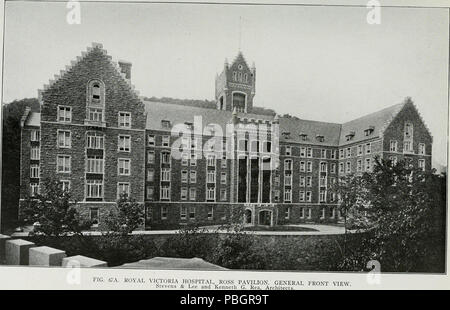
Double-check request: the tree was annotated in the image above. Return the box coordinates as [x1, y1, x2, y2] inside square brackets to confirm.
[20, 178, 91, 236]
[104, 193, 144, 235]
[334, 156, 446, 272]
[1, 98, 40, 232]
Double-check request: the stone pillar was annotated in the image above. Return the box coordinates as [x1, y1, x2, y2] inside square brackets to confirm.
[0, 234, 11, 263]
[29, 246, 67, 267]
[62, 255, 107, 268]
[5, 239, 35, 265]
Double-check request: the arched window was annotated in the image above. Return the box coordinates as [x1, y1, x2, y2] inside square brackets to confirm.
[244, 73, 248, 83]
[404, 122, 413, 138]
[86, 80, 105, 124]
[232, 92, 246, 113]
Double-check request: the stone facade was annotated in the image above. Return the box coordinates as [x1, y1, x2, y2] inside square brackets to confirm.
[19, 43, 433, 230]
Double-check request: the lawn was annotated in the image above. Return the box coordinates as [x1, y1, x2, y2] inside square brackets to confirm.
[243, 225, 319, 232]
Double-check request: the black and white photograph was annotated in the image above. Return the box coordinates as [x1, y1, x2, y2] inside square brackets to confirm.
[0, 0, 448, 290]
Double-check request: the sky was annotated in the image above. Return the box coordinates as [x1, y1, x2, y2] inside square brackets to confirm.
[2, 2, 448, 166]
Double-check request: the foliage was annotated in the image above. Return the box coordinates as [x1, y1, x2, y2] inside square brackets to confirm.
[104, 193, 144, 235]
[333, 157, 446, 272]
[20, 178, 92, 236]
[1, 98, 40, 232]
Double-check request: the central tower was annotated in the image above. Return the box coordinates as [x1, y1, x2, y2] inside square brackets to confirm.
[215, 51, 256, 113]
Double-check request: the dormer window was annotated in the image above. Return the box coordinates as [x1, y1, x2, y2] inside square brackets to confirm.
[345, 131, 355, 141]
[185, 122, 193, 131]
[299, 133, 308, 141]
[161, 120, 171, 129]
[316, 135, 325, 142]
[364, 126, 374, 137]
[282, 132, 291, 139]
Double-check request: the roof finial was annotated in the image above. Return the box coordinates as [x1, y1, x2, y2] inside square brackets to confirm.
[238, 16, 242, 52]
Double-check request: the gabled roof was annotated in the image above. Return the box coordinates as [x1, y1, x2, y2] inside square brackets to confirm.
[21, 107, 40, 127]
[338, 102, 406, 146]
[38, 42, 143, 105]
[230, 51, 251, 71]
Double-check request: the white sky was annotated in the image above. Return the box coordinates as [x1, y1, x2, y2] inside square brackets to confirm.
[2, 2, 448, 166]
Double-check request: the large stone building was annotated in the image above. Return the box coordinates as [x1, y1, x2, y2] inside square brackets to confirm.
[19, 43, 433, 229]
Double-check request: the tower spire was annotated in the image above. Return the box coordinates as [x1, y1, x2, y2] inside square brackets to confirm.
[238, 16, 242, 52]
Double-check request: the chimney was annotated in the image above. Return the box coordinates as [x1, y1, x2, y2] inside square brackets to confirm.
[118, 60, 132, 80]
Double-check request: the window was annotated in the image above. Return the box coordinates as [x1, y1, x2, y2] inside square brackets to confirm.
[299, 191, 305, 202]
[87, 108, 104, 123]
[220, 189, 227, 201]
[190, 153, 197, 166]
[320, 162, 327, 173]
[418, 159, 425, 171]
[285, 146, 292, 156]
[189, 171, 197, 183]
[160, 186, 170, 200]
[300, 207, 305, 219]
[118, 112, 131, 128]
[117, 182, 130, 198]
[118, 158, 131, 175]
[346, 161, 351, 173]
[330, 163, 336, 174]
[86, 132, 104, 149]
[300, 161, 306, 172]
[307, 148, 313, 158]
[30, 183, 40, 196]
[262, 141, 272, 153]
[208, 206, 214, 220]
[284, 189, 292, 202]
[284, 159, 293, 170]
[251, 141, 259, 153]
[148, 135, 155, 146]
[87, 156, 104, 174]
[320, 190, 326, 202]
[147, 151, 155, 164]
[118, 135, 131, 152]
[357, 159, 362, 172]
[390, 140, 398, 152]
[299, 176, 305, 187]
[389, 156, 398, 166]
[330, 150, 336, 159]
[284, 172, 292, 186]
[161, 120, 171, 129]
[161, 168, 171, 182]
[30, 146, 40, 160]
[181, 170, 188, 183]
[339, 163, 344, 173]
[146, 186, 154, 200]
[60, 180, 70, 191]
[285, 207, 290, 219]
[320, 208, 326, 219]
[207, 187, 216, 201]
[306, 191, 312, 202]
[404, 122, 413, 138]
[161, 152, 171, 164]
[90, 208, 99, 226]
[366, 143, 371, 154]
[419, 143, 425, 155]
[221, 172, 227, 185]
[189, 207, 196, 220]
[58, 106, 72, 123]
[161, 206, 168, 219]
[180, 187, 188, 200]
[300, 147, 306, 157]
[180, 206, 187, 219]
[357, 145, 363, 156]
[30, 164, 40, 178]
[189, 188, 196, 201]
[57, 155, 71, 173]
[319, 175, 327, 187]
[162, 136, 170, 147]
[365, 158, 371, 171]
[273, 190, 280, 202]
[207, 170, 216, 183]
[321, 149, 326, 159]
[238, 139, 248, 152]
[306, 176, 312, 187]
[306, 161, 312, 173]
[274, 175, 280, 187]
[31, 129, 40, 142]
[86, 180, 103, 198]
[57, 130, 71, 148]
[404, 141, 412, 153]
[346, 147, 351, 158]
[307, 208, 312, 219]
[147, 169, 154, 182]
[339, 149, 344, 159]
[181, 153, 189, 166]
[207, 155, 216, 167]
[87, 80, 104, 123]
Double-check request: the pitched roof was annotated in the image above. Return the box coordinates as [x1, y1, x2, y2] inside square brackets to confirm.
[279, 117, 342, 146]
[22, 111, 40, 127]
[338, 102, 405, 146]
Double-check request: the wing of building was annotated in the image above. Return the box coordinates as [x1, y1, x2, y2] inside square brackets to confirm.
[19, 43, 433, 229]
